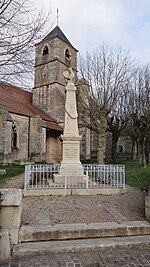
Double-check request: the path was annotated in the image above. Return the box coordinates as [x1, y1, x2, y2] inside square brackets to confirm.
[1, 248, 150, 266]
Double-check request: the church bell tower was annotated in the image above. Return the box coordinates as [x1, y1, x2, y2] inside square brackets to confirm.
[32, 26, 78, 126]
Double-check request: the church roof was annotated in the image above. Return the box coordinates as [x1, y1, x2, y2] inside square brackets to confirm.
[0, 82, 62, 132]
[37, 26, 78, 51]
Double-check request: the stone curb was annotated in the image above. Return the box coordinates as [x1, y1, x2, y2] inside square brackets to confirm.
[13, 235, 150, 257]
[19, 221, 150, 242]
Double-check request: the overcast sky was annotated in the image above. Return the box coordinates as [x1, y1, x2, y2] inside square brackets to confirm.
[34, 0, 150, 65]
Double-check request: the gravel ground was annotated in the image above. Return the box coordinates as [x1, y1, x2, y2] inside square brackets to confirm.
[0, 174, 146, 225]
[22, 186, 145, 225]
[0, 174, 24, 189]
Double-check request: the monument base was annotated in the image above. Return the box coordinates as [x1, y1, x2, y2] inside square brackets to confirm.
[54, 162, 86, 184]
[53, 174, 86, 185]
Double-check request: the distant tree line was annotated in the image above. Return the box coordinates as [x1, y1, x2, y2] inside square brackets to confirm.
[77, 45, 150, 167]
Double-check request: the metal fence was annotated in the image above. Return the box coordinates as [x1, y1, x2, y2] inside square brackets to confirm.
[24, 164, 125, 190]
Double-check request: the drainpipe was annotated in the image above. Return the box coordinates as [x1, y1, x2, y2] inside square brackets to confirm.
[27, 117, 30, 160]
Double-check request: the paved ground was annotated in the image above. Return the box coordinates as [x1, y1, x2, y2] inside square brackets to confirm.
[1, 248, 150, 266]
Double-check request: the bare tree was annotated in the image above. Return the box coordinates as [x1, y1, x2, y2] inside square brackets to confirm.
[0, 0, 51, 88]
[107, 78, 133, 163]
[107, 117, 128, 163]
[128, 65, 150, 166]
[78, 44, 134, 164]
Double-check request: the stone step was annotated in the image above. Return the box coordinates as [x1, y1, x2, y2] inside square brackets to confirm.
[14, 235, 150, 257]
[19, 221, 150, 243]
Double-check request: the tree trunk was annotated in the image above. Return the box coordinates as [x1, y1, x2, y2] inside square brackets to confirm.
[138, 139, 146, 167]
[97, 115, 107, 164]
[111, 134, 119, 164]
[145, 136, 149, 164]
[132, 139, 138, 160]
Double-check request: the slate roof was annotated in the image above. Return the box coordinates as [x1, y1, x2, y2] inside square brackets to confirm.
[37, 26, 78, 51]
[0, 82, 62, 132]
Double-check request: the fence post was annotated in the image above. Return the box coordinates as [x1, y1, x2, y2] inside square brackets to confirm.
[123, 165, 125, 188]
[24, 165, 31, 189]
[24, 165, 27, 190]
[65, 168, 67, 189]
[86, 170, 88, 189]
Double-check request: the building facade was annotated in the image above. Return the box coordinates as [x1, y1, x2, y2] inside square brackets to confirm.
[0, 26, 90, 164]
[0, 82, 62, 164]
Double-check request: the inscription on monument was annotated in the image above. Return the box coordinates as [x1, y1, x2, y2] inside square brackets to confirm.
[64, 147, 78, 159]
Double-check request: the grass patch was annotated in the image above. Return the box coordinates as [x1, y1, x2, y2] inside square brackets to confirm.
[81, 158, 97, 164]
[82, 157, 150, 189]
[0, 164, 24, 185]
[116, 158, 150, 189]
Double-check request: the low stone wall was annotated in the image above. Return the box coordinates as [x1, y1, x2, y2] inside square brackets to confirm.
[0, 189, 22, 260]
[23, 187, 127, 197]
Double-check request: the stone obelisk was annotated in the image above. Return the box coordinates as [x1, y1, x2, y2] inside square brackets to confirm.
[55, 68, 84, 182]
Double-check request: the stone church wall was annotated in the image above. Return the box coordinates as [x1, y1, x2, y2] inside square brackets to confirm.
[33, 84, 65, 125]
[34, 37, 77, 87]
[29, 117, 46, 162]
[33, 35, 77, 126]
[35, 38, 60, 68]
[0, 120, 12, 164]
[58, 39, 77, 78]
[47, 85, 65, 124]
[0, 109, 62, 164]
[34, 61, 60, 89]
[0, 113, 29, 164]
[0, 109, 12, 163]
[46, 132, 61, 163]
[11, 114, 29, 162]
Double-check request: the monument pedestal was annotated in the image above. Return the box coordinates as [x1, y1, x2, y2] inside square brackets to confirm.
[54, 135, 86, 184]
[60, 135, 82, 169]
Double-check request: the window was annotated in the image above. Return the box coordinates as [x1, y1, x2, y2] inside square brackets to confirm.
[12, 122, 18, 148]
[65, 48, 70, 59]
[119, 145, 123, 153]
[43, 46, 49, 55]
